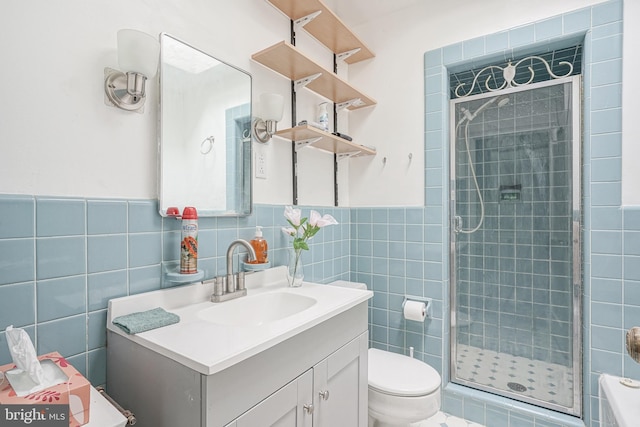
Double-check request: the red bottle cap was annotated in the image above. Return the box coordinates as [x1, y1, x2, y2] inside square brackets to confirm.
[182, 207, 198, 220]
[166, 207, 180, 217]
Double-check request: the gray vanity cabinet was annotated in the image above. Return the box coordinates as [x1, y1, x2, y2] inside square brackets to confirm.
[107, 300, 369, 427]
[229, 370, 313, 427]
[226, 332, 367, 427]
[312, 334, 367, 426]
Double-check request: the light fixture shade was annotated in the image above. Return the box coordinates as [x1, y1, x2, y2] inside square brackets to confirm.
[260, 93, 284, 121]
[117, 29, 160, 78]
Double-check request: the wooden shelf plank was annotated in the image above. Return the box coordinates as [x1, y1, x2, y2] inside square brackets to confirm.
[275, 125, 376, 157]
[252, 41, 376, 110]
[267, 0, 375, 64]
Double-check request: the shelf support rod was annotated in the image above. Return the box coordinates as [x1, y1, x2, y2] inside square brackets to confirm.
[333, 54, 339, 207]
[294, 73, 322, 92]
[336, 98, 364, 110]
[294, 11, 322, 31]
[290, 19, 298, 206]
[295, 137, 322, 151]
[337, 151, 362, 160]
[337, 48, 361, 62]
[333, 152, 338, 206]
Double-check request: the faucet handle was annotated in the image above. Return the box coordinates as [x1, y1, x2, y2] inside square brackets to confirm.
[226, 273, 235, 293]
[237, 272, 246, 291]
[213, 276, 224, 296]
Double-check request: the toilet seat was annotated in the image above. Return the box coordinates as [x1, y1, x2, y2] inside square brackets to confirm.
[368, 348, 440, 397]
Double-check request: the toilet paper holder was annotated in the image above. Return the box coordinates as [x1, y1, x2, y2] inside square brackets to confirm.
[402, 296, 432, 319]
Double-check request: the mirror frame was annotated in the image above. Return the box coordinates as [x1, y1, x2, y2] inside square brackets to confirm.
[158, 33, 253, 217]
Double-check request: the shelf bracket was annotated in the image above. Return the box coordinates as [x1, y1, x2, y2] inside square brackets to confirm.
[295, 137, 322, 151]
[337, 48, 361, 62]
[336, 98, 364, 110]
[294, 73, 322, 91]
[337, 151, 361, 160]
[294, 10, 322, 31]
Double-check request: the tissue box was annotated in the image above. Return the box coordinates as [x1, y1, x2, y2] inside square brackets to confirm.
[0, 352, 91, 426]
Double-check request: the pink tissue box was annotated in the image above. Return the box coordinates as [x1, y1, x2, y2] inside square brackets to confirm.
[0, 352, 91, 426]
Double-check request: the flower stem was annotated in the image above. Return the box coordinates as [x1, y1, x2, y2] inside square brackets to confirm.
[293, 249, 301, 279]
[289, 248, 302, 286]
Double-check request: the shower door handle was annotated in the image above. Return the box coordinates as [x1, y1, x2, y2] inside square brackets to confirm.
[453, 215, 463, 233]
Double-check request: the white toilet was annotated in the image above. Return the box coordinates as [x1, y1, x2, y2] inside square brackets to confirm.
[328, 280, 442, 426]
[367, 348, 441, 427]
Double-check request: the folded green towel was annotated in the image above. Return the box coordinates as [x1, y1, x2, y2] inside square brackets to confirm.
[112, 307, 180, 334]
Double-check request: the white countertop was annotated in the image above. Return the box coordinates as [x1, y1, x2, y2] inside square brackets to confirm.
[107, 267, 372, 375]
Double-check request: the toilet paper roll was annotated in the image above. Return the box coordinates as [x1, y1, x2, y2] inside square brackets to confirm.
[403, 300, 426, 322]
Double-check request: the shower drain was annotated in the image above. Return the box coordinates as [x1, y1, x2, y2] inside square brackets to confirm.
[507, 382, 527, 393]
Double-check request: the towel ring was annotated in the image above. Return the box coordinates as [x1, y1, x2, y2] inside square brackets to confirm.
[200, 136, 215, 154]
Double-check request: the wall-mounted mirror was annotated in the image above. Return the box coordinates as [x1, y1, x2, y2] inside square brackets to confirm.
[159, 33, 252, 217]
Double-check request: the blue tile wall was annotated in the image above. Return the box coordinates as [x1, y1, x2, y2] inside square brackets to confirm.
[36, 198, 85, 237]
[0, 239, 34, 285]
[0, 199, 350, 387]
[87, 200, 127, 235]
[415, 1, 624, 425]
[0, 195, 34, 239]
[0, 283, 35, 328]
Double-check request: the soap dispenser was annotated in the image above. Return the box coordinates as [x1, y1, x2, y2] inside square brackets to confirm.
[249, 226, 268, 264]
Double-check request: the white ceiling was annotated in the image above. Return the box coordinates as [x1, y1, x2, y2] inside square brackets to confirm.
[324, 0, 423, 27]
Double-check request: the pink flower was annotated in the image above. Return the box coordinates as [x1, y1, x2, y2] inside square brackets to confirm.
[309, 210, 338, 228]
[283, 206, 338, 253]
[284, 206, 302, 227]
[281, 227, 297, 236]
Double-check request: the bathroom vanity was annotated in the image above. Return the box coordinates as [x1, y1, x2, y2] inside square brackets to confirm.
[106, 267, 372, 426]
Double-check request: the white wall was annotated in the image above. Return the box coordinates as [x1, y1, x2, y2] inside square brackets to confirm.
[1, 0, 636, 207]
[621, 0, 640, 205]
[345, 0, 639, 207]
[0, 0, 317, 205]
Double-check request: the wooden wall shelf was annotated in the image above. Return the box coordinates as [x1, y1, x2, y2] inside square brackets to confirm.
[251, 41, 376, 110]
[256, 0, 377, 205]
[267, 0, 375, 64]
[275, 125, 376, 157]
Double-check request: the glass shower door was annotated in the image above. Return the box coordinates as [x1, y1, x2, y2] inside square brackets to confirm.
[449, 76, 581, 416]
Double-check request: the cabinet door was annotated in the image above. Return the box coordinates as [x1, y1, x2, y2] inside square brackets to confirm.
[235, 370, 313, 427]
[313, 332, 368, 427]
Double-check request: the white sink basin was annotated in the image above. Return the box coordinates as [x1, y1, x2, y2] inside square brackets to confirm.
[197, 291, 317, 327]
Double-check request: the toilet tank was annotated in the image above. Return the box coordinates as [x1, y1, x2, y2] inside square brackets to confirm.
[328, 280, 367, 290]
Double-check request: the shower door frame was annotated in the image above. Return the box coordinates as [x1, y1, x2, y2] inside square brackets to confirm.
[448, 75, 582, 417]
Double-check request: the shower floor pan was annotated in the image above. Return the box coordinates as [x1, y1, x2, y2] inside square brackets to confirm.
[455, 344, 573, 408]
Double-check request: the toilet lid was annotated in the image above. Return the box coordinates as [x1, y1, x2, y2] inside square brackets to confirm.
[368, 348, 441, 397]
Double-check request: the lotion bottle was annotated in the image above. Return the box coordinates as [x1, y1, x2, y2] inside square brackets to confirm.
[318, 102, 329, 132]
[249, 226, 268, 264]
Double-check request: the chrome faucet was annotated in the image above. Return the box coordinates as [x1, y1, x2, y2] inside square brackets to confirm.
[210, 239, 256, 302]
[226, 239, 256, 290]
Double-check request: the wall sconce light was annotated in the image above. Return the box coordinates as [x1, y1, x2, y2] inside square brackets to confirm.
[253, 93, 284, 143]
[104, 29, 160, 113]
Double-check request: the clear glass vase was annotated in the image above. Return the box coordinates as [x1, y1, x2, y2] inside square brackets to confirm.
[287, 248, 304, 287]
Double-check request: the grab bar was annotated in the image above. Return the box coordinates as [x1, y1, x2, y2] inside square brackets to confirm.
[96, 386, 137, 425]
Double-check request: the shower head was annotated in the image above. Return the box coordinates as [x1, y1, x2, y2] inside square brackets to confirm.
[496, 96, 510, 107]
[461, 94, 510, 123]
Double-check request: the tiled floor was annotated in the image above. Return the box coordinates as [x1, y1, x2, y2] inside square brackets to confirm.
[417, 411, 485, 427]
[455, 344, 573, 408]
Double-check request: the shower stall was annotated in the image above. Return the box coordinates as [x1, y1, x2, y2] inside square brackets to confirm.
[449, 75, 582, 416]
